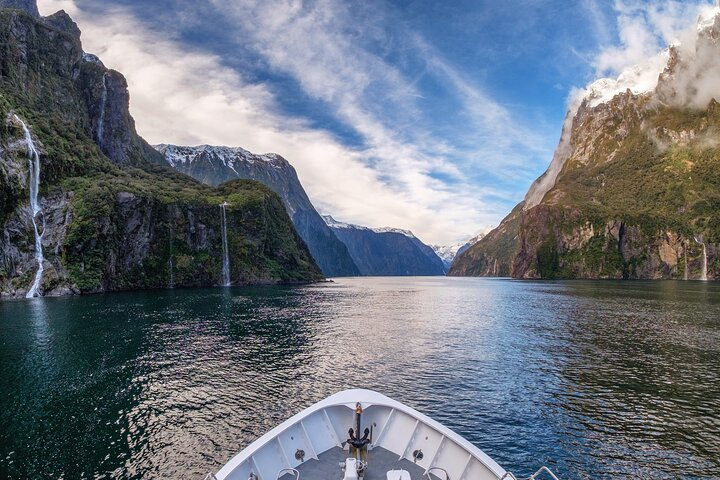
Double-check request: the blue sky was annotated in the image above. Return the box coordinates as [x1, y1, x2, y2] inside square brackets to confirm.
[37, 0, 718, 244]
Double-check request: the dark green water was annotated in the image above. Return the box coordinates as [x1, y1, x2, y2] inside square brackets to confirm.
[1, 277, 719, 479]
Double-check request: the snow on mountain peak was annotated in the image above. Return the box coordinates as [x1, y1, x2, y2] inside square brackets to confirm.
[698, 5, 720, 32]
[154, 144, 288, 172]
[322, 216, 416, 238]
[321, 215, 363, 230]
[372, 227, 415, 238]
[431, 233, 486, 266]
[582, 52, 670, 109]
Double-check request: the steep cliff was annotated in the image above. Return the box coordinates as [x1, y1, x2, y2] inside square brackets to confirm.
[0, 3, 322, 297]
[156, 144, 360, 277]
[451, 10, 720, 280]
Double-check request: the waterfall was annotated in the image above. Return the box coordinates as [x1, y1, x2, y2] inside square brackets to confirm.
[168, 218, 175, 289]
[220, 201, 231, 287]
[15, 116, 45, 298]
[684, 247, 689, 281]
[96, 73, 107, 144]
[694, 236, 708, 281]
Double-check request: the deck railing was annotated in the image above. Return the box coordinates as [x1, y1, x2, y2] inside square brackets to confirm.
[425, 466, 449, 479]
[275, 468, 300, 479]
[500, 466, 560, 480]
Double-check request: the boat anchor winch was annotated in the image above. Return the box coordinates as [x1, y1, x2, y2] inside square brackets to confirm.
[342, 402, 371, 479]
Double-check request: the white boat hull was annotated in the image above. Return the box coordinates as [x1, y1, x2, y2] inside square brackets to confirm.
[215, 389, 507, 480]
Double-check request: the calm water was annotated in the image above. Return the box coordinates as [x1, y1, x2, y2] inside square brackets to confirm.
[1, 277, 719, 479]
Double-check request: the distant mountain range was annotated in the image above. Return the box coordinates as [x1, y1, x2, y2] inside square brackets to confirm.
[323, 216, 445, 276]
[431, 233, 485, 271]
[155, 144, 360, 277]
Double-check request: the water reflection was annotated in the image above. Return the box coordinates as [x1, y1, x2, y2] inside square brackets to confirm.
[1, 279, 719, 479]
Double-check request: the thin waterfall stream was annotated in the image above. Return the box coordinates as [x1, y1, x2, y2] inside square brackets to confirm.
[15, 116, 45, 298]
[96, 72, 107, 144]
[220, 201, 231, 286]
[169, 216, 175, 289]
[695, 236, 708, 281]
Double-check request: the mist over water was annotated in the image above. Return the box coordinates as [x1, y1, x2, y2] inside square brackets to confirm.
[1, 278, 719, 479]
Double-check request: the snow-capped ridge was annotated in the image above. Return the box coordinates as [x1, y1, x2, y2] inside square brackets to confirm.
[432, 232, 486, 266]
[372, 227, 415, 238]
[321, 215, 367, 231]
[582, 52, 670, 109]
[154, 144, 288, 171]
[322, 216, 417, 238]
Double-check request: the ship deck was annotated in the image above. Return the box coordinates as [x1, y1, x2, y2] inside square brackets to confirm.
[283, 446, 441, 479]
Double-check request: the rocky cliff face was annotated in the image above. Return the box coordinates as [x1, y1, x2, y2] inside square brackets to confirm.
[0, 3, 322, 297]
[324, 216, 445, 276]
[451, 11, 720, 280]
[0, 0, 38, 17]
[155, 144, 360, 277]
[80, 59, 166, 167]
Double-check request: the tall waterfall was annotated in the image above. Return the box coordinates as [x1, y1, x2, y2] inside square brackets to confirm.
[220, 202, 231, 287]
[695, 236, 708, 281]
[15, 116, 45, 298]
[168, 219, 175, 289]
[96, 73, 107, 144]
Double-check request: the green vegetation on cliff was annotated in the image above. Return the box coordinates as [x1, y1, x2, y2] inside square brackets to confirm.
[452, 96, 720, 280]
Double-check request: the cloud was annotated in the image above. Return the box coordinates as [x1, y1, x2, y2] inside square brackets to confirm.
[210, 0, 551, 196]
[593, 0, 716, 76]
[581, 0, 720, 110]
[581, 0, 613, 46]
[36, 0, 547, 245]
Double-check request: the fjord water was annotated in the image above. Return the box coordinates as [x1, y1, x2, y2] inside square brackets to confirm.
[1, 278, 719, 479]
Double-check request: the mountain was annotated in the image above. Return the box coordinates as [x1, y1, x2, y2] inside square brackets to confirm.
[0, 0, 38, 17]
[0, 2, 322, 297]
[431, 233, 486, 271]
[323, 216, 445, 276]
[155, 144, 360, 277]
[451, 9, 720, 280]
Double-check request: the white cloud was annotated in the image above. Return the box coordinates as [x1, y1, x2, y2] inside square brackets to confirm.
[36, 0, 548, 245]
[581, 0, 613, 46]
[210, 0, 549, 213]
[593, 0, 716, 77]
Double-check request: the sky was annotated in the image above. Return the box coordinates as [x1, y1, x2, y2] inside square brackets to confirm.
[36, 0, 718, 245]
